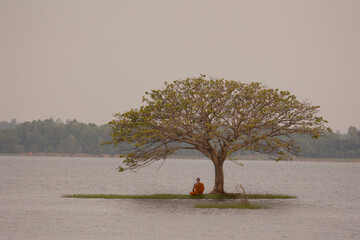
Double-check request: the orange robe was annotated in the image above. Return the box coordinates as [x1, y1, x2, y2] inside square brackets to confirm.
[190, 182, 205, 195]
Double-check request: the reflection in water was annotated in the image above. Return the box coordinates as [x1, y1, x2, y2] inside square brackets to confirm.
[0, 156, 359, 240]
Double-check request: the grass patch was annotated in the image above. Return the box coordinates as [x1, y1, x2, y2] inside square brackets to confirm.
[63, 194, 194, 199]
[194, 202, 268, 209]
[63, 193, 296, 200]
[246, 193, 296, 199]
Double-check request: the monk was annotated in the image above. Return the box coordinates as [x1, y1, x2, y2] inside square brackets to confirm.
[190, 177, 205, 195]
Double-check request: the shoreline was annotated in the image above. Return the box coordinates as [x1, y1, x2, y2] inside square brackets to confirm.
[292, 158, 360, 163]
[1, 153, 359, 162]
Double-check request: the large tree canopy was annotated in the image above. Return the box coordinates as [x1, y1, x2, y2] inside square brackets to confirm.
[108, 76, 331, 193]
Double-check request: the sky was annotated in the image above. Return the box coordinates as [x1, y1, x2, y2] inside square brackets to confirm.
[1, 0, 359, 133]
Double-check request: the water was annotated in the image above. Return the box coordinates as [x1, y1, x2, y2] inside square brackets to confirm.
[0, 156, 359, 240]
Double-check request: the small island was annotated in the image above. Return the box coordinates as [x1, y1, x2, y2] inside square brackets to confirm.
[63, 193, 296, 209]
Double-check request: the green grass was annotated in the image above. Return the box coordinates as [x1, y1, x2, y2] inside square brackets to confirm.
[246, 193, 296, 199]
[63, 193, 296, 200]
[194, 202, 268, 209]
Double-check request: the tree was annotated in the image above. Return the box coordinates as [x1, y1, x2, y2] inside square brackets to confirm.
[0, 119, 17, 130]
[110, 77, 330, 192]
[348, 126, 359, 145]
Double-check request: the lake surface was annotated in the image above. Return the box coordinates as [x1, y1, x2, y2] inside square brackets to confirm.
[0, 156, 359, 240]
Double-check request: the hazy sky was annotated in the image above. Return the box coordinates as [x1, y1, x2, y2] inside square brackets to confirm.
[1, 0, 359, 133]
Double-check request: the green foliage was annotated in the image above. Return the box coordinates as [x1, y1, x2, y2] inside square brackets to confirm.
[294, 127, 360, 159]
[107, 76, 331, 171]
[0, 119, 116, 155]
[0, 119, 17, 130]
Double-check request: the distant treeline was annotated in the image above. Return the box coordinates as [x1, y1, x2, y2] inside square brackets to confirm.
[0, 119, 117, 155]
[0, 119, 359, 159]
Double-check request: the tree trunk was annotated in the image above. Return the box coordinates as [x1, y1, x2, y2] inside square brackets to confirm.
[211, 161, 225, 193]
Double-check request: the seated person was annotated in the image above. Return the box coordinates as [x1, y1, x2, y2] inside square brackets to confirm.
[190, 177, 205, 195]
